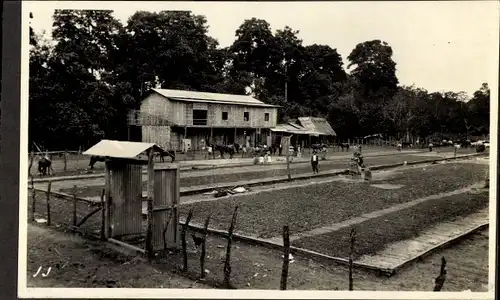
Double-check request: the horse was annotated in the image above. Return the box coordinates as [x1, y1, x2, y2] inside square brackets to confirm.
[156, 149, 176, 163]
[233, 143, 241, 153]
[337, 142, 350, 151]
[311, 143, 328, 152]
[88, 155, 105, 170]
[214, 144, 236, 159]
[402, 142, 413, 148]
[37, 156, 52, 176]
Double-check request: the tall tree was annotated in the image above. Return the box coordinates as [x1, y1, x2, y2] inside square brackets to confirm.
[347, 40, 398, 98]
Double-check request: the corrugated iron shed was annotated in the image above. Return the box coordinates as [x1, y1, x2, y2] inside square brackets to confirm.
[152, 88, 280, 108]
[271, 123, 320, 136]
[83, 140, 165, 159]
[298, 117, 337, 136]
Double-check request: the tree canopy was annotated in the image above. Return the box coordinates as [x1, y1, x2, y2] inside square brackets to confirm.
[29, 10, 490, 149]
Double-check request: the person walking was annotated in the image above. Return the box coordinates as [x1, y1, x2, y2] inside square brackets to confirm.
[311, 151, 319, 173]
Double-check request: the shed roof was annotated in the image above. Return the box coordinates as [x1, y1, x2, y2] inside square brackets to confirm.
[152, 89, 280, 108]
[298, 117, 337, 136]
[83, 140, 165, 159]
[271, 123, 320, 136]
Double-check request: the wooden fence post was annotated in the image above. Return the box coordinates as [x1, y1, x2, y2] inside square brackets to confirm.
[348, 228, 356, 291]
[433, 257, 447, 291]
[28, 151, 34, 177]
[200, 214, 211, 279]
[182, 208, 194, 272]
[223, 206, 239, 288]
[145, 148, 155, 259]
[100, 189, 105, 240]
[280, 225, 290, 290]
[46, 181, 52, 226]
[31, 176, 36, 222]
[72, 185, 77, 226]
[63, 151, 68, 172]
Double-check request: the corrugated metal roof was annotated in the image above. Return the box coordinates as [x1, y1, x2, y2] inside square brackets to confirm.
[83, 140, 165, 159]
[153, 89, 279, 108]
[271, 123, 320, 136]
[298, 117, 337, 136]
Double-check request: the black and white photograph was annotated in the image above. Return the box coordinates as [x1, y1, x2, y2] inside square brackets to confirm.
[20, 1, 497, 298]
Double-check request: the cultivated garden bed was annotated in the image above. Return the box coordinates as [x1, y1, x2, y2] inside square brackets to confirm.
[178, 162, 488, 239]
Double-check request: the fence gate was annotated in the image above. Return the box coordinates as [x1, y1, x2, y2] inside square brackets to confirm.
[152, 165, 180, 251]
[108, 162, 143, 237]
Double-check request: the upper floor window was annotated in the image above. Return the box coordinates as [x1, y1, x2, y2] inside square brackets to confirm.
[244, 112, 249, 121]
[264, 113, 269, 122]
[222, 111, 228, 120]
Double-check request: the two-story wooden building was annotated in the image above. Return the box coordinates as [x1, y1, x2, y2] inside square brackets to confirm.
[127, 89, 279, 151]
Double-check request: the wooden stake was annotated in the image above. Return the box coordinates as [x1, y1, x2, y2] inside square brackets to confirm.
[100, 188, 105, 240]
[145, 148, 155, 259]
[223, 206, 239, 288]
[72, 185, 77, 226]
[46, 181, 52, 226]
[28, 151, 34, 177]
[63, 151, 68, 172]
[30, 176, 35, 222]
[200, 214, 211, 279]
[348, 228, 356, 291]
[433, 257, 447, 291]
[280, 225, 290, 290]
[182, 208, 194, 272]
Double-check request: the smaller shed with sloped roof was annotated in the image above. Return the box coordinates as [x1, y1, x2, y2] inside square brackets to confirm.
[83, 140, 180, 257]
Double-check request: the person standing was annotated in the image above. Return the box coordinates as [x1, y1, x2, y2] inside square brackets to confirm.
[311, 151, 319, 173]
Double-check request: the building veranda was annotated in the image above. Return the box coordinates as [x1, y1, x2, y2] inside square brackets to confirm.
[127, 89, 337, 153]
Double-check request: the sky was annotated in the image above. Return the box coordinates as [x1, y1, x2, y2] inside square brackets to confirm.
[26, 1, 500, 98]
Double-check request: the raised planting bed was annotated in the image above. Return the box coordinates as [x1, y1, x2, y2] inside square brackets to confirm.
[177, 162, 488, 239]
[292, 191, 489, 260]
[59, 154, 444, 198]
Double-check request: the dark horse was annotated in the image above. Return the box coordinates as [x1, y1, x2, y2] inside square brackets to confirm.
[88, 155, 105, 170]
[156, 149, 176, 163]
[88, 149, 176, 170]
[311, 143, 327, 152]
[214, 143, 238, 159]
[337, 142, 350, 151]
[38, 156, 52, 176]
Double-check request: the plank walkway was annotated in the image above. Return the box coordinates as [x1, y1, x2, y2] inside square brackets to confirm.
[355, 207, 489, 271]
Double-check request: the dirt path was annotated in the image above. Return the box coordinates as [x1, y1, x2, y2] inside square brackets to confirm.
[26, 224, 212, 288]
[25, 224, 489, 291]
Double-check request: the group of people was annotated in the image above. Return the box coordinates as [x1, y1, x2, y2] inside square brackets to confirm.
[310, 144, 364, 174]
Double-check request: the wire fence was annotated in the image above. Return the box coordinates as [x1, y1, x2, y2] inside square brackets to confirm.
[29, 182, 103, 237]
[28, 187, 458, 291]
